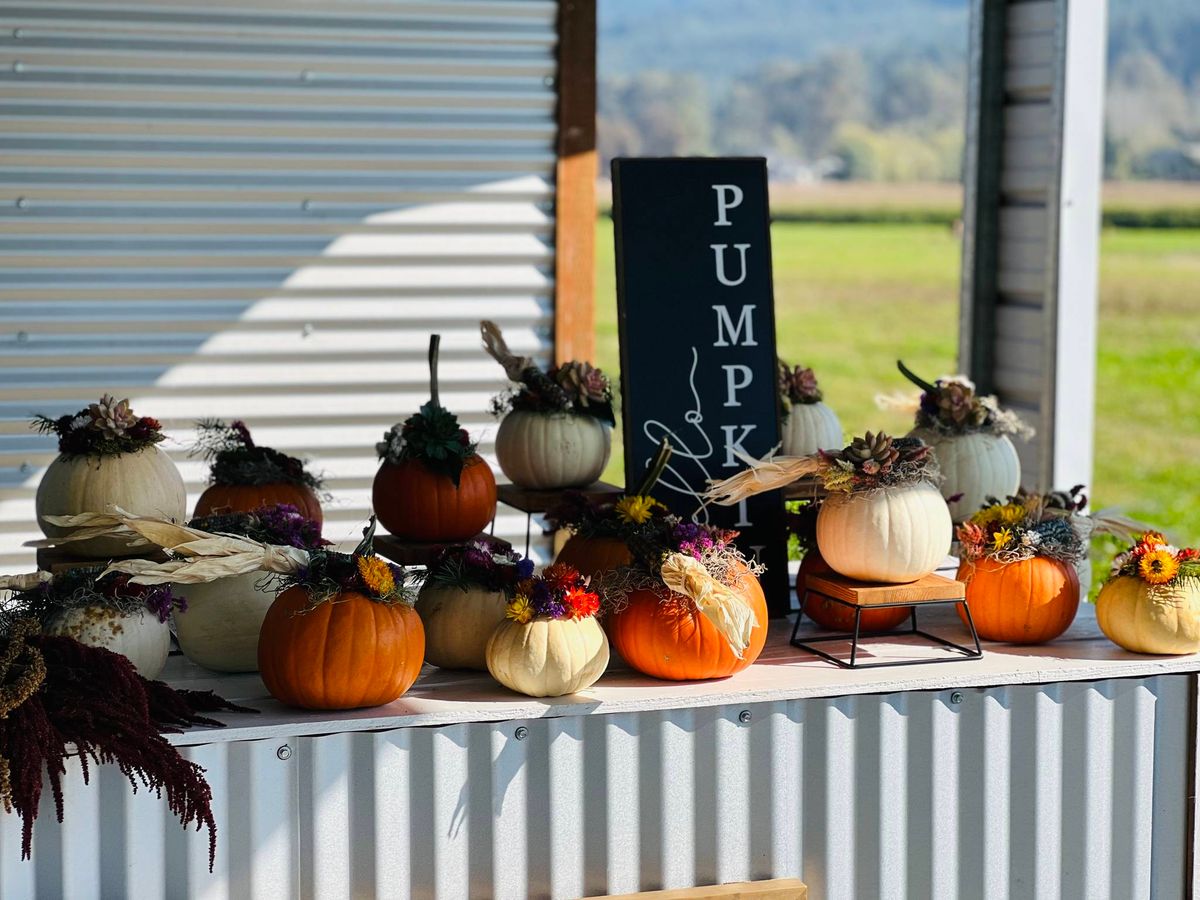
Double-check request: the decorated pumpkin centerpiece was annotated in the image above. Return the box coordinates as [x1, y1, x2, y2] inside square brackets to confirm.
[481, 320, 614, 489]
[548, 439, 673, 578]
[1096, 533, 1200, 655]
[191, 420, 325, 527]
[594, 518, 768, 682]
[778, 359, 842, 457]
[373, 334, 497, 541]
[258, 520, 424, 709]
[955, 494, 1086, 643]
[33, 395, 185, 558]
[894, 361, 1030, 522]
[3, 566, 181, 679]
[708, 431, 952, 584]
[486, 563, 609, 697]
[173, 504, 326, 673]
[417, 541, 533, 670]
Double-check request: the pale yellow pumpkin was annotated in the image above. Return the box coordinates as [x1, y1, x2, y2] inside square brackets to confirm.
[781, 401, 843, 457]
[45, 604, 170, 679]
[494, 410, 611, 490]
[1096, 575, 1200, 655]
[416, 582, 508, 670]
[486, 616, 609, 697]
[913, 430, 1020, 522]
[36, 446, 187, 558]
[173, 573, 273, 673]
[816, 481, 952, 583]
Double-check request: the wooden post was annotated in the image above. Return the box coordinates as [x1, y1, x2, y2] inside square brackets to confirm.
[553, 0, 597, 364]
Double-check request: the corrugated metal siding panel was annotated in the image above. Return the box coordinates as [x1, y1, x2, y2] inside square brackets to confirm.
[4, 674, 1193, 898]
[0, 0, 560, 567]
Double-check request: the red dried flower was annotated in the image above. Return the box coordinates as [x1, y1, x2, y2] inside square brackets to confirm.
[542, 563, 582, 593]
[564, 587, 600, 619]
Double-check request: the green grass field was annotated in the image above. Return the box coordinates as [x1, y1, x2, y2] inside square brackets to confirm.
[594, 220, 1200, 544]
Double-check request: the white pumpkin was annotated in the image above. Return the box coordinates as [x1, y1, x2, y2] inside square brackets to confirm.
[781, 401, 842, 457]
[45, 604, 170, 680]
[494, 410, 611, 490]
[486, 616, 609, 697]
[173, 573, 273, 673]
[416, 583, 508, 671]
[816, 481, 953, 583]
[36, 446, 187, 558]
[913, 430, 1020, 522]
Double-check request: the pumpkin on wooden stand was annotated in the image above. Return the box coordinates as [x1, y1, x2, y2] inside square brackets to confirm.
[485, 564, 609, 697]
[417, 541, 533, 670]
[258, 520, 424, 710]
[33, 395, 186, 559]
[1095, 534, 1200, 654]
[192, 420, 324, 527]
[4, 567, 180, 680]
[373, 334, 497, 541]
[778, 360, 842, 456]
[953, 495, 1086, 643]
[482, 320, 614, 490]
[896, 361, 1028, 522]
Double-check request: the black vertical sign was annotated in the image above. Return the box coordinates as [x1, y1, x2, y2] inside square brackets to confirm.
[611, 157, 788, 615]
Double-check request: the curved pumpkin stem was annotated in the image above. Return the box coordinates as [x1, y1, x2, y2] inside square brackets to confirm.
[634, 438, 673, 498]
[428, 333, 441, 409]
[897, 359, 938, 394]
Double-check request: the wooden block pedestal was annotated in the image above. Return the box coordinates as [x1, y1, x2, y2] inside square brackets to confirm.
[373, 532, 512, 568]
[496, 480, 623, 556]
[792, 571, 982, 669]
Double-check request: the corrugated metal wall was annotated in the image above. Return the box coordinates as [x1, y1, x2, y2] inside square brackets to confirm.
[3, 674, 1192, 898]
[0, 0, 561, 568]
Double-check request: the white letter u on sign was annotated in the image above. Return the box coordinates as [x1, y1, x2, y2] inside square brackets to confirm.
[710, 243, 750, 287]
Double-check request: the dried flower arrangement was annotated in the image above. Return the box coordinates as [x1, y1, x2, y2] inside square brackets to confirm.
[10, 566, 185, 627]
[481, 320, 615, 425]
[502, 564, 601, 624]
[1108, 533, 1200, 588]
[778, 359, 823, 412]
[193, 420, 322, 490]
[425, 541, 535, 594]
[896, 361, 1032, 439]
[188, 503, 326, 551]
[0, 609, 251, 868]
[32, 395, 165, 457]
[957, 494, 1087, 566]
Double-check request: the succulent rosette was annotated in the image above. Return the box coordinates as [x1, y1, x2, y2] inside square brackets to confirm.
[778, 360, 823, 412]
[818, 431, 939, 493]
[33, 395, 165, 457]
[897, 361, 1031, 439]
[376, 402, 477, 486]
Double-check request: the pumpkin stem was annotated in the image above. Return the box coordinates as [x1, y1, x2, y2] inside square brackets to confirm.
[897, 359, 938, 394]
[634, 438, 673, 498]
[428, 333, 441, 409]
[354, 515, 378, 557]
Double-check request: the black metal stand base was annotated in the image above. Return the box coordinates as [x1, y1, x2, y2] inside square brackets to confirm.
[791, 588, 983, 669]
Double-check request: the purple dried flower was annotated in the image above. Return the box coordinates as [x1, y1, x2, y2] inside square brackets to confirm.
[517, 558, 535, 579]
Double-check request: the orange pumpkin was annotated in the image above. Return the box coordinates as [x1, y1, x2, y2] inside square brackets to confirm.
[258, 586, 425, 709]
[373, 454, 497, 542]
[797, 551, 911, 632]
[956, 556, 1079, 643]
[194, 481, 323, 527]
[609, 566, 769, 681]
[555, 534, 633, 579]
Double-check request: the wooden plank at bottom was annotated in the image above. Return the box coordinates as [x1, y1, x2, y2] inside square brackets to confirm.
[585, 879, 808, 899]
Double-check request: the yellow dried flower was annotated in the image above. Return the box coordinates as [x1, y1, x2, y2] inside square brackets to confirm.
[991, 528, 1014, 552]
[1139, 549, 1180, 585]
[997, 504, 1026, 526]
[506, 595, 534, 624]
[615, 495, 662, 524]
[355, 554, 395, 598]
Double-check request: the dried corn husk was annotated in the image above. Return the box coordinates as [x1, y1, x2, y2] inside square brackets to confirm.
[659, 553, 757, 656]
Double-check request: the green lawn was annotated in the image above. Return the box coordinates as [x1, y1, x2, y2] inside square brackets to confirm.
[595, 220, 1200, 544]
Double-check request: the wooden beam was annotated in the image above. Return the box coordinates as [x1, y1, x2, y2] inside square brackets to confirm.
[553, 0, 597, 364]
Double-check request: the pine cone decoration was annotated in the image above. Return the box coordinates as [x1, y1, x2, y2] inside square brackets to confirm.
[88, 394, 136, 438]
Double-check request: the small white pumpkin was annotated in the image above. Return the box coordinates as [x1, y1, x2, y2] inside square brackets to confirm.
[173, 573, 273, 673]
[816, 481, 953, 583]
[45, 604, 170, 680]
[486, 616, 609, 697]
[781, 401, 842, 457]
[416, 582, 508, 671]
[1096, 575, 1200, 655]
[36, 446, 187, 558]
[494, 410, 611, 490]
[913, 429, 1020, 522]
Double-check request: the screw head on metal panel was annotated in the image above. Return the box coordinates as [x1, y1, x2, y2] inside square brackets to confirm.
[276, 745, 292, 760]
[738, 710, 752, 724]
[12, 61, 24, 73]
[950, 691, 964, 705]
[301, 323, 314, 338]
[19, 461, 31, 475]
[514, 726, 529, 741]
[12, 29, 21, 39]
[300, 69, 313, 82]
[15, 197, 26, 209]
[300, 199, 312, 211]
[543, 75, 556, 88]
[16, 330, 28, 342]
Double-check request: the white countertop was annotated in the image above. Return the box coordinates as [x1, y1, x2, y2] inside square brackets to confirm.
[164, 602, 1200, 747]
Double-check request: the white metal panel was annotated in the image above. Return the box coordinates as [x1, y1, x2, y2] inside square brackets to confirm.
[2, 674, 1193, 898]
[0, 0, 560, 567]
